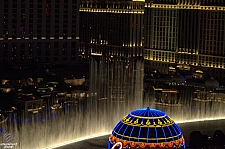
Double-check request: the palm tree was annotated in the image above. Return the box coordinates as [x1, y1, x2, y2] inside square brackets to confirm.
[189, 131, 205, 149]
[212, 130, 225, 147]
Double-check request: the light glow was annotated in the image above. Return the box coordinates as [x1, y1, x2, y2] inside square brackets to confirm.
[132, 0, 145, 1]
[176, 117, 225, 124]
[43, 133, 110, 149]
[42, 117, 225, 149]
[148, 4, 225, 11]
[0, 37, 74, 40]
[79, 8, 144, 14]
[109, 108, 186, 148]
[91, 53, 102, 56]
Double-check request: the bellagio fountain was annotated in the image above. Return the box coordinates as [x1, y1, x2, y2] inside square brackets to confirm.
[0, 58, 225, 149]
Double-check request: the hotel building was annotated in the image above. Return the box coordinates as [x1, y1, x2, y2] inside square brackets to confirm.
[144, 0, 225, 82]
[80, 0, 225, 83]
[79, 0, 145, 59]
[0, 0, 80, 67]
[1, 0, 225, 83]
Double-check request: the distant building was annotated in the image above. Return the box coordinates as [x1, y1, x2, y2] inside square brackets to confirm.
[2, 0, 225, 84]
[79, 0, 225, 84]
[79, 0, 144, 59]
[0, 0, 80, 66]
[144, 0, 225, 83]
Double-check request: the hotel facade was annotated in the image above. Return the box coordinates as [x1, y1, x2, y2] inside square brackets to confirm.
[79, 0, 145, 59]
[79, 0, 225, 82]
[1, 0, 225, 82]
[0, 0, 80, 67]
[144, 0, 225, 81]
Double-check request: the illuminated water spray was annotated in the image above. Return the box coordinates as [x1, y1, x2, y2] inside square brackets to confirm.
[0, 58, 144, 149]
[0, 58, 225, 149]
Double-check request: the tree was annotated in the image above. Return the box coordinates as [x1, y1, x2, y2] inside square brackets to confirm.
[203, 134, 210, 146]
[212, 130, 225, 147]
[189, 131, 205, 149]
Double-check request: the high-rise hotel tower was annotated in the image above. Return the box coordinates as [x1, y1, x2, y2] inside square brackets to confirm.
[79, 0, 145, 59]
[144, 0, 225, 81]
[0, 0, 80, 66]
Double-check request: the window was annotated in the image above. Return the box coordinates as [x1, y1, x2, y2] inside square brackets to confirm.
[37, 9, 42, 13]
[72, 43, 76, 48]
[12, 19, 17, 23]
[4, 4, 8, 7]
[21, 4, 25, 8]
[63, 57, 67, 61]
[37, 19, 42, 23]
[63, 42, 67, 48]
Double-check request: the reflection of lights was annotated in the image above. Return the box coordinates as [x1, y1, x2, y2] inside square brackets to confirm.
[176, 117, 225, 124]
[50, 104, 62, 110]
[43, 133, 109, 149]
[0, 128, 3, 133]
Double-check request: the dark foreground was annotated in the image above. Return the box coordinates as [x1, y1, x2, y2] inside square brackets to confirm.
[55, 119, 225, 149]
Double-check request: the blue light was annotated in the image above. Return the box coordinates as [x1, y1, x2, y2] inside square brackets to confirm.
[108, 108, 185, 148]
[10, 113, 57, 123]
[0, 128, 3, 133]
[129, 126, 134, 142]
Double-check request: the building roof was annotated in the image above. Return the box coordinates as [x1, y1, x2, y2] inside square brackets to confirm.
[108, 108, 185, 148]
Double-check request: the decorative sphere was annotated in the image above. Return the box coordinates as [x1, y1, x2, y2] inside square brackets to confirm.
[108, 108, 185, 149]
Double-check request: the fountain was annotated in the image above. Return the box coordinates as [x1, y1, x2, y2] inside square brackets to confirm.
[0, 58, 144, 149]
[0, 58, 225, 149]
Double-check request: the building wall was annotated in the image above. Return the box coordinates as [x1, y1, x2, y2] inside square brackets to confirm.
[0, 0, 80, 65]
[144, 0, 225, 82]
[79, 0, 144, 59]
